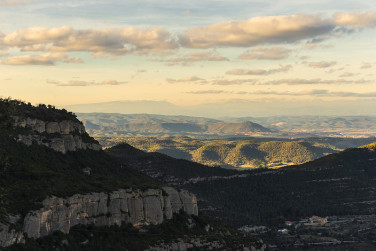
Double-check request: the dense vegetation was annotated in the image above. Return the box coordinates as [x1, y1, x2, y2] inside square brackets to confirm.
[106, 143, 237, 182]
[0, 135, 161, 218]
[0, 99, 161, 221]
[184, 144, 376, 226]
[106, 141, 376, 228]
[0, 98, 79, 123]
[101, 136, 376, 168]
[5, 213, 262, 251]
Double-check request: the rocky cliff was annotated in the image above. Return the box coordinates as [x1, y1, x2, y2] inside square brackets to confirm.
[15, 117, 101, 153]
[0, 186, 198, 247]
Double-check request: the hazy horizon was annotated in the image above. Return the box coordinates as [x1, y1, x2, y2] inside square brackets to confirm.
[63, 99, 376, 118]
[1, 1, 376, 116]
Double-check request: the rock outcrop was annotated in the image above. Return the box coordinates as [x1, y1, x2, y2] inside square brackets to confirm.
[0, 187, 198, 247]
[15, 117, 101, 153]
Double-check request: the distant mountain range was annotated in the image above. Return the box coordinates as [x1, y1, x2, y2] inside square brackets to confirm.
[65, 99, 376, 117]
[77, 112, 376, 138]
[78, 113, 272, 137]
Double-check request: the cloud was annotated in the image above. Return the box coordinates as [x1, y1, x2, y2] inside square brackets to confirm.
[0, 53, 82, 65]
[263, 78, 370, 85]
[307, 61, 337, 68]
[334, 12, 376, 28]
[339, 72, 357, 78]
[180, 14, 334, 48]
[130, 69, 147, 79]
[361, 63, 372, 69]
[185, 88, 376, 98]
[299, 89, 376, 97]
[238, 47, 291, 60]
[47, 80, 127, 86]
[226, 65, 292, 75]
[0, 0, 33, 6]
[211, 79, 257, 85]
[186, 90, 227, 94]
[179, 12, 376, 49]
[326, 67, 344, 74]
[0, 26, 177, 56]
[238, 89, 376, 98]
[174, 77, 370, 86]
[155, 51, 228, 66]
[167, 76, 205, 83]
[181, 10, 191, 15]
[304, 39, 333, 50]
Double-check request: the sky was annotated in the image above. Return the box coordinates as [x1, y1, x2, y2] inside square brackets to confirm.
[1, 0, 376, 116]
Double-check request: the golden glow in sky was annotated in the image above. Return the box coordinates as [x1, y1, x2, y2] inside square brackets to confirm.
[1, 0, 376, 116]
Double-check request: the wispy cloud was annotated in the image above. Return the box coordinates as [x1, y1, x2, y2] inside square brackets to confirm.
[263, 78, 370, 85]
[339, 72, 357, 78]
[186, 90, 226, 94]
[0, 0, 33, 6]
[154, 51, 228, 66]
[211, 79, 257, 85]
[238, 47, 291, 60]
[167, 76, 205, 83]
[361, 63, 372, 69]
[185, 88, 376, 98]
[226, 65, 292, 75]
[0, 53, 82, 65]
[47, 79, 127, 86]
[307, 61, 337, 68]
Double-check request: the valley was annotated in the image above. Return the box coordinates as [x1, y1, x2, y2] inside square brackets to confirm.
[2, 99, 376, 250]
[78, 113, 376, 138]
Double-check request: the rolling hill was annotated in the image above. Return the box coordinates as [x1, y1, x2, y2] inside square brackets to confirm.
[100, 136, 376, 168]
[78, 113, 272, 137]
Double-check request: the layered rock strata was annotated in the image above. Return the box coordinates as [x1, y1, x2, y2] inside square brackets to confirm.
[15, 117, 101, 153]
[0, 187, 198, 247]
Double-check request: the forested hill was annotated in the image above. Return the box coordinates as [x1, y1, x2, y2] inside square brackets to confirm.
[183, 142, 376, 226]
[78, 112, 272, 136]
[106, 138, 376, 227]
[0, 99, 262, 250]
[101, 136, 376, 169]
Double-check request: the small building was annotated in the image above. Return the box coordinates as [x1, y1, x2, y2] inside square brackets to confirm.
[309, 216, 328, 224]
[285, 221, 293, 226]
[278, 228, 289, 234]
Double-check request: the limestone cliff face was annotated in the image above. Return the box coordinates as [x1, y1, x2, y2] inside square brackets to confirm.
[15, 117, 101, 153]
[0, 187, 198, 247]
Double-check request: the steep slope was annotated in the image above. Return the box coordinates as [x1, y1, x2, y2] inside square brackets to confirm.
[0, 99, 263, 250]
[0, 99, 197, 247]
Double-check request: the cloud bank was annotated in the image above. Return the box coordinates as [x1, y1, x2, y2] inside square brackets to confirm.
[0, 26, 177, 56]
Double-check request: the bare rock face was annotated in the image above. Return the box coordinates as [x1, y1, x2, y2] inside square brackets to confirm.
[0, 223, 25, 247]
[59, 120, 74, 134]
[0, 187, 198, 247]
[15, 117, 101, 154]
[46, 122, 60, 134]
